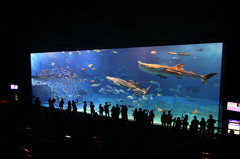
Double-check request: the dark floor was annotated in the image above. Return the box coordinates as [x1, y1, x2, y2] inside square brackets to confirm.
[0, 105, 238, 158]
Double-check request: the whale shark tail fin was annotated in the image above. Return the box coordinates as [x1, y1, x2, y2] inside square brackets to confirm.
[142, 85, 151, 97]
[201, 73, 217, 85]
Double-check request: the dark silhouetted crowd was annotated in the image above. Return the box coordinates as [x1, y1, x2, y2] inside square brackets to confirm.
[34, 97, 217, 137]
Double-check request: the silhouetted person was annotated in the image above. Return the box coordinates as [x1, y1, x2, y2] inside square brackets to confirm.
[175, 117, 181, 135]
[121, 105, 128, 124]
[52, 98, 56, 106]
[90, 101, 95, 115]
[111, 106, 115, 118]
[149, 110, 154, 126]
[161, 111, 167, 127]
[59, 98, 64, 110]
[72, 100, 77, 115]
[35, 97, 41, 110]
[199, 117, 206, 135]
[104, 102, 111, 117]
[48, 98, 55, 110]
[48, 98, 52, 108]
[83, 101, 87, 115]
[137, 108, 143, 127]
[229, 129, 234, 135]
[190, 116, 199, 136]
[115, 104, 120, 120]
[142, 109, 148, 127]
[133, 109, 137, 123]
[67, 101, 71, 114]
[166, 111, 172, 128]
[99, 104, 103, 116]
[207, 115, 215, 136]
[182, 114, 189, 134]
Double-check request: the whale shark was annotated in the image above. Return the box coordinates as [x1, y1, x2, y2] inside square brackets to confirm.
[106, 76, 151, 97]
[138, 61, 217, 85]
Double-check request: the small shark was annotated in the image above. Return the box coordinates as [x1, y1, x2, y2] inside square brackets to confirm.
[138, 61, 217, 85]
[106, 76, 151, 97]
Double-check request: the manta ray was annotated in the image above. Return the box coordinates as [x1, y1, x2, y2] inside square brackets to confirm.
[190, 109, 202, 115]
[138, 61, 217, 84]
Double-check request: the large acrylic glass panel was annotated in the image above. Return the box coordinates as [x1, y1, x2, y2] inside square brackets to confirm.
[31, 43, 222, 127]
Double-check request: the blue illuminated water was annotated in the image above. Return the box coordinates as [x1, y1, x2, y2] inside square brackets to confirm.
[31, 43, 222, 125]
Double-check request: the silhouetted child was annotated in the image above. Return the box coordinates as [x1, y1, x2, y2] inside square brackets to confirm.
[90, 101, 95, 115]
[175, 117, 181, 135]
[83, 101, 87, 115]
[207, 115, 215, 136]
[166, 111, 172, 128]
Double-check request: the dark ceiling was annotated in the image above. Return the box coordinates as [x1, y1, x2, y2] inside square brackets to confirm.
[1, 1, 238, 52]
[1, 0, 240, 100]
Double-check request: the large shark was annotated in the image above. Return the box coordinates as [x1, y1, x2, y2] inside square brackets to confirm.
[138, 61, 217, 85]
[106, 76, 151, 97]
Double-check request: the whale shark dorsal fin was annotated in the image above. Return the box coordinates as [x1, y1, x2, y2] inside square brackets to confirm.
[173, 63, 183, 70]
[127, 80, 134, 84]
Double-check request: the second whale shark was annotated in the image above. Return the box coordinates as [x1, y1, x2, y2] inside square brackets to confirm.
[106, 76, 151, 97]
[138, 61, 217, 85]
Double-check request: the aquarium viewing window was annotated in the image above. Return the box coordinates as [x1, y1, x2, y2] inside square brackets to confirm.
[31, 43, 223, 128]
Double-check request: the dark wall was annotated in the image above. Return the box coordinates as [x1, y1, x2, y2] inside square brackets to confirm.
[0, 49, 31, 106]
[224, 39, 240, 102]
